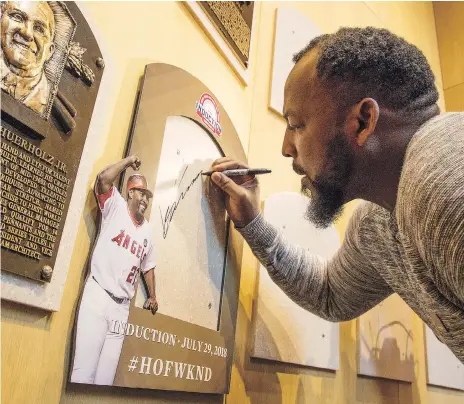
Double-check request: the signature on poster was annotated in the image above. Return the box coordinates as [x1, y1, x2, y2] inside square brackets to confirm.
[159, 165, 203, 238]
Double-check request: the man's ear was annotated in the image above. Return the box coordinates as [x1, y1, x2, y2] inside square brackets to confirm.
[46, 43, 56, 61]
[353, 98, 379, 146]
[127, 189, 133, 200]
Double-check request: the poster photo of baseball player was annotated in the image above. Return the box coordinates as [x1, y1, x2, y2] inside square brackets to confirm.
[71, 155, 158, 386]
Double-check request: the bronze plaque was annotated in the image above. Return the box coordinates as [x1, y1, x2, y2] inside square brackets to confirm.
[70, 64, 245, 394]
[199, 1, 254, 67]
[0, 1, 104, 282]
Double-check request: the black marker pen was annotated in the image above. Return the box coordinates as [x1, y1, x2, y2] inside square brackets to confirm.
[202, 168, 272, 177]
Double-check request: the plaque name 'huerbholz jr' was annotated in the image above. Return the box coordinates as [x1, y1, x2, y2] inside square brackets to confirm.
[1, 1, 104, 282]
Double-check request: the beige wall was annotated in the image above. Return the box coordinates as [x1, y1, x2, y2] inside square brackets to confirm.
[2, 2, 463, 404]
[434, 2, 464, 112]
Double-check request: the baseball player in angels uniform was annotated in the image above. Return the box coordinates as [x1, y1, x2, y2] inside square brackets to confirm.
[71, 155, 158, 385]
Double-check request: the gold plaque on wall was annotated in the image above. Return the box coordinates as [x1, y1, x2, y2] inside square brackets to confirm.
[1, 1, 104, 283]
[199, 1, 254, 67]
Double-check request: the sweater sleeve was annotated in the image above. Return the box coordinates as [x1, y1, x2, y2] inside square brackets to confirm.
[237, 206, 393, 322]
[424, 184, 464, 306]
[399, 113, 464, 307]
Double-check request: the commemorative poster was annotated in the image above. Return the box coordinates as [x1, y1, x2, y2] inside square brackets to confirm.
[0, 1, 104, 283]
[70, 63, 246, 394]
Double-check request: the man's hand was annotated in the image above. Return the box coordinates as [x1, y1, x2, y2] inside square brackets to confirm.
[143, 296, 158, 315]
[210, 157, 261, 228]
[129, 155, 141, 171]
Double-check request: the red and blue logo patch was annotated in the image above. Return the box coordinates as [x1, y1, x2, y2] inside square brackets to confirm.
[195, 93, 222, 136]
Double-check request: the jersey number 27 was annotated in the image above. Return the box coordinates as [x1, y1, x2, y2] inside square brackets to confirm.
[126, 266, 139, 285]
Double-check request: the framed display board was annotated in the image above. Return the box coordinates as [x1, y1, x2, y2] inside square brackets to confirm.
[251, 192, 340, 371]
[269, 7, 321, 115]
[70, 63, 246, 394]
[184, 1, 256, 85]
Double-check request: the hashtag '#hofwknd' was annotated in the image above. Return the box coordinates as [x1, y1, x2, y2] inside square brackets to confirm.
[128, 356, 139, 372]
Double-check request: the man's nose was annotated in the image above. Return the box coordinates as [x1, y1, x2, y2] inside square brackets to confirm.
[19, 21, 34, 41]
[282, 130, 297, 158]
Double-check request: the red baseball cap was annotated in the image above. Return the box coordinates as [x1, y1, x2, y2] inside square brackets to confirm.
[127, 174, 153, 198]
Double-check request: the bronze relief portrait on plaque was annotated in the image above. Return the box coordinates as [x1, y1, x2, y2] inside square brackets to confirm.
[0, 1, 76, 119]
[1, 1, 104, 288]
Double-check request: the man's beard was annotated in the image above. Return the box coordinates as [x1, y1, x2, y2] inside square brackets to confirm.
[298, 133, 354, 229]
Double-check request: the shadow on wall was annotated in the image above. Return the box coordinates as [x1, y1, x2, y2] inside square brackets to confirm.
[253, 300, 302, 365]
[357, 320, 419, 403]
[360, 320, 415, 382]
[1, 299, 53, 331]
[253, 297, 339, 371]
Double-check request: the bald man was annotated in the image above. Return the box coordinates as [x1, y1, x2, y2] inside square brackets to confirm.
[0, 1, 56, 115]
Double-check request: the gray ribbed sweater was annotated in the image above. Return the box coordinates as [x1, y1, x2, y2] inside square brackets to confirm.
[239, 113, 464, 363]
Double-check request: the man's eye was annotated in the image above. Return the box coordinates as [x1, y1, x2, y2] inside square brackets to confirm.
[9, 12, 24, 23]
[287, 123, 303, 131]
[34, 24, 45, 34]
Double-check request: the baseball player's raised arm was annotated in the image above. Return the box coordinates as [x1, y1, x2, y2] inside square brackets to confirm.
[96, 156, 141, 195]
[237, 206, 393, 322]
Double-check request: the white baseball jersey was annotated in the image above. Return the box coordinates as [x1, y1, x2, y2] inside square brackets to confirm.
[91, 186, 156, 299]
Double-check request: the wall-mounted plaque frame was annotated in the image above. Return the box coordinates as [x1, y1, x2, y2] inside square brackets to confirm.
[69, 63, 245, 394]
[184, 1, 256, 85]
[269, 7, 322, 116]
[425, 324, 464, 390]
[1, 2, 103, 306]
[251, 193, 340, 371]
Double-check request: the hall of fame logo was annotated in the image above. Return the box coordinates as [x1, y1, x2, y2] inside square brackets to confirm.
[195, 93, 222, 136]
